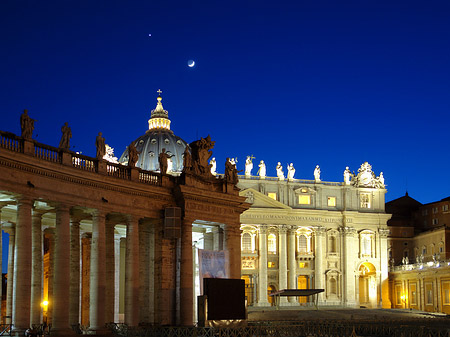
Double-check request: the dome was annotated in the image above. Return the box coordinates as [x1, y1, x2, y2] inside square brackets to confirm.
[119, 92, 188, 174]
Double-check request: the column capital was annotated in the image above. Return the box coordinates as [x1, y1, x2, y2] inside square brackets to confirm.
[258, 224, 268, 234]
[339, 226, 357, 237]
[16, 197, 33, 207]
[313, 225, 326, 236]
[378, 227, 390, 238]
[278, 225, 289, 234]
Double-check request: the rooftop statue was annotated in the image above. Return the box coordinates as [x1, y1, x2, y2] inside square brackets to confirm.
[189, 135, 215, 177]
[103, 144, 118, 163]
[352, 162, 385, 188]
[343, 166, 351, 185]
[276, 162, 284, 181]
[96, 132, 106, 160]
[257, 160, 266, 179]
[314, 165, 321, 182]
[245, 155, 254, 177]
[20, 109, 36, 139]
[127, 141, 140, 167]
[287, 163, 295, 180]
[225, 157, 239, 184]
[158, 148, 173, 175]
[59, 122, 72, 150]
[182, 146, 192, 173]
[210, 157, 217, 176]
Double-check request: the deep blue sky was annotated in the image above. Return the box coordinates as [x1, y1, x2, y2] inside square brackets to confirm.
[1, 1, 450, 267]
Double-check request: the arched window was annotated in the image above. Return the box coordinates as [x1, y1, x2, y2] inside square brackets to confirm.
[298, 234, 307, 253]
[268, 233, 277, 254]
[241, 232, 252, 252]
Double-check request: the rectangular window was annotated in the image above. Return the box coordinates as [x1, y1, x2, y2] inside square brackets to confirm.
[433, 207, 438, 214]
[298, 262, 308, 268]
[422, 209, 428, 216]
[409, 284, 417, 305]
[327, 197, 336, 207]
[442, 281, 450, 305]
[268, 192, 277, 200]
[360, 193, 371, 209]
[298, 195, 311, 205]
[443, 205, 449, 212]
[432, 218, 438, 225]
[426, 282, 433, 305]
[395, 285, 402, 305]
[268, 261, 276, 268]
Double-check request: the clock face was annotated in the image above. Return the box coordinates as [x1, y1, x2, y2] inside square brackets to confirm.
[360, 171, 372, 186]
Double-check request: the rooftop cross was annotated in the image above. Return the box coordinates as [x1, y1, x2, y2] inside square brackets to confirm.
[157, 89, 162, 96]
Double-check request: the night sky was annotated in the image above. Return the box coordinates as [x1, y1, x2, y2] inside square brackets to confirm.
[1, 1, 450, 270]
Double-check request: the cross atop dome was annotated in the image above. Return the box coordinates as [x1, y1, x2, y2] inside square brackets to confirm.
[148, 89, 171, 131]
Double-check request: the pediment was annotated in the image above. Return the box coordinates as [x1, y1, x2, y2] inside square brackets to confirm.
[239, 188, 291, 210]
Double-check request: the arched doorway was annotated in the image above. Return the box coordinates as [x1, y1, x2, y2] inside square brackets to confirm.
[359, 262, 377, 308]
[267, 285, 277, 306]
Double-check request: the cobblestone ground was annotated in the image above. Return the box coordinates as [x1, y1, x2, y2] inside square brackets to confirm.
[248, 306, 449, 322]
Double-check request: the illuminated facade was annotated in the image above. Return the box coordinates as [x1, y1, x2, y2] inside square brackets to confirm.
[0, 95, 248, 334]
[387, 194, 450, 314]
[237, 162, 392, 308]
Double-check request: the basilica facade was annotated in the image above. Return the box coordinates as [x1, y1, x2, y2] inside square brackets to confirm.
[237, 162, 391, 308]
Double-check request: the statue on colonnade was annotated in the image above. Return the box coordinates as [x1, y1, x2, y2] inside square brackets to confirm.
[158, 148, 173, 175]
[209, 157, 217, 176]
[95, 132, 106, 159]
[314, 165, 321, 182]
[257, 160, 266, 179]
[276, 162, 284, 180]
[127, 141, 139, 167]
[189, 135, 215, 177]
[20, 109, 36, 139]
[59, 122, 72, 150]
[245, 155, 254, 177]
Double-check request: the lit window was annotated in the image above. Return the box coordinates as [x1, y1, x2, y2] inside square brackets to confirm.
[298, 235, 308, 253]
[422, 247, 427, 255]
[443, 281, 450, 305]
[327, 197, 336, 207]
[432, 218, 438, 225]
[360, 193, 370, 209]
[268, 193, 277, 200]
[268, 233, 277, 253]
[299, 195, 311, 205]
[268, 261, 276, 268]
[298, 262, 306, 268]
[443, 205, 449, 212]
[241, 232, 252, 252]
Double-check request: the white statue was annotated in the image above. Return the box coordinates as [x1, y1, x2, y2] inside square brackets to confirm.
[230, 157, 237, 166]
[257, 160, 266, 179]
[167, 157, 173, 173]
[245, 155, 254, 177]
[103, 144, 118, 164]
[343, 166, 351, 185]
[210, 157, 217, 176]
[276, 162, 284, 180]
[314, 165, 321, 182]
[378, 172, 385, 186]
[287, 163, 295, 180]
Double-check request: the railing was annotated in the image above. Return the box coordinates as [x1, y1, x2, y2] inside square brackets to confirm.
[238, 174, 343, 186]
[0, 131, 22, 153]
[107, 163, 130, 180]
[139, 171, 159, 185]
[34, 143, 59, 163]
[391, 259, 450, 272]
[107, 320, 450, 337]
[0, 324, 11, 336]
[72, 153, 97, 172]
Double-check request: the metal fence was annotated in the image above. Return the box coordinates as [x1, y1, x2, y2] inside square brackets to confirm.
[107, 320, 450, 337]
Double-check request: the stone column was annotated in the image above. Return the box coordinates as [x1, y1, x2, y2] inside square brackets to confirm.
[256, 225, 269, 306]
[278, 225, 288, 305]
[138, 222, 150, 323]
[125, 215, 139, 326]
[341, 226, 357, 306]
[30, 210, 44, 326]
[89, 211, 106, 331]
[180, 218, 193, 326]
[288, 226, 297, 303]
[80, 234, 91, 326]
[46, 229, 55, 325]
[52, 205, 72, 334]
[4, 224, 15, 325]
[12, 198, 33, 334]
[314, 226, 326, 303]
[379, 228, 391, 308]
[105, 221, 115, 323]
[213, 227, 224, 251]
[69, 217, 81, 325]
[114, 233, 121, 323]
[224, 223, 241, 279]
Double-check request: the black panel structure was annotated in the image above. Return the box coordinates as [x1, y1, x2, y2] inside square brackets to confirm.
[203, 278, 245, 320]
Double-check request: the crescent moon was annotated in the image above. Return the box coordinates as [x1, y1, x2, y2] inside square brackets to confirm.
[188, 60, 195, 67]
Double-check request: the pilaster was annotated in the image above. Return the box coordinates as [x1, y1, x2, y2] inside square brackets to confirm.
[314, 226, 326, 303]
[180, 218, 193, 326]
[278, 225, 288, 305]
[225, 223, 241, 279]
[30, 209, 45, 325]
[69, 216, 81, 325]
[287, 225, 297, 303]
[256, 225, 269, 306]
[125, 214, 139, 326]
